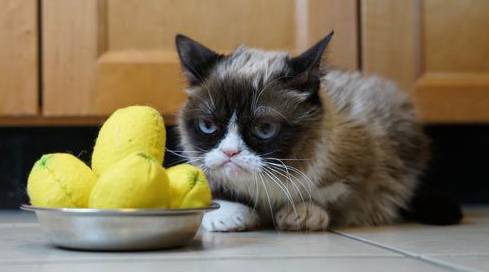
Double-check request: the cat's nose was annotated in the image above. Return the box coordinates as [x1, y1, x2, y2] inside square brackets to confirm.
[222, 149, 240, 157]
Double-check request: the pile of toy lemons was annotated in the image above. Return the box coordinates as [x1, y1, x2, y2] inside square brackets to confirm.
[26, 106, 211, 209]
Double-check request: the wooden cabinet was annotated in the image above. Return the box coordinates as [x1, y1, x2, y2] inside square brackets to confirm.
[0, 0, 38, 116]
[1, 0, 488, 125]
[41, 0, 358, 124]
[362, 0, 489, 123]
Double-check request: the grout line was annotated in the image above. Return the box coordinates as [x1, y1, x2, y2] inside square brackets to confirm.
[36, 0, 43, 112]
[356, 0, 362, 71]
[0, 223, 39, 228]
[331, 230, 482, 272]
[0, 254, 406, 266]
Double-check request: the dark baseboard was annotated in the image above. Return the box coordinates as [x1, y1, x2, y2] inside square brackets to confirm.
[0, 125, 487, 208]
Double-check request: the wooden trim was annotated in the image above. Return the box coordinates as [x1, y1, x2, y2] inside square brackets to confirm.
[0, 115, 177, 127]
[295, 0, 309, 52]
[413, 73, 489, 123]
[97, 0, 108, 56]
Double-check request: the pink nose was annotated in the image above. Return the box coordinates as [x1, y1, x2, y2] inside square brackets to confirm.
[222, 149, 240, 157]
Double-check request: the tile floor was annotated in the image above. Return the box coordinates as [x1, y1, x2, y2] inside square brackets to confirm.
[0, 207, 487, 272]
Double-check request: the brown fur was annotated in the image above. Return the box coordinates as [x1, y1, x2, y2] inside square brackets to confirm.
[175, 34, 429, 230]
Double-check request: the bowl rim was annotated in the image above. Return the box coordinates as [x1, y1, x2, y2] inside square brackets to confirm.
[20, 202, 220, 215]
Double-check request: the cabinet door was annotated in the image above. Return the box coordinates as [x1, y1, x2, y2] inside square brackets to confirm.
[362, 0, 489, 123]
[0, 0, 38, 116]
[42, 0, 358, 123]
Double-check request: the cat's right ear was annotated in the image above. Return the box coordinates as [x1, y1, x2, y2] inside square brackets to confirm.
[289, 31, 333, 77]
[175, 34, 222, 85]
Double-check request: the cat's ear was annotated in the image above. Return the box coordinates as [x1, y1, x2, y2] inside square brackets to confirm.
[289, 31, 333, 76]
[175, 34, 222, 85]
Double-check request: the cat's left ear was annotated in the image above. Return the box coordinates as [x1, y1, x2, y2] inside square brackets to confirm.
[289, 31, 333, 77]
[175, 34, 223, 85]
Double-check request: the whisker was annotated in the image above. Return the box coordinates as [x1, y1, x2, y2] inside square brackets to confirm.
[166, 157, 203, 167]
[165, 149, 204, 160]
[165, 148, 201, 153]
[264, 161, 316, 202]
[252, 75, 294, 113]
[264, 157, 312, 161]
[258, 173, 277, 230]
[265, 162, 315, 189]
[251, 173, 260, 215]
[261, 150, 278, 157]
[266, 166, 307, 206]
[268, 165, 312, 197]
[262, 168, 295, 207]
[191, 146, 207, 152]
[262, 168, 299, 229]
[255, 106, 291, 125]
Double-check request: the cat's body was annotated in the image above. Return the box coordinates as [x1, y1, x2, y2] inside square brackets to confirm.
[175, 33, 454, 231]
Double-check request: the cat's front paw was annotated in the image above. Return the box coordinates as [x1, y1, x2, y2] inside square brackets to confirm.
[201, 200, 259, 232]
[276, 202, 329, 231]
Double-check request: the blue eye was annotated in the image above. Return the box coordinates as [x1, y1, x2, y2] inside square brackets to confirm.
[253, 123, 279, 140]
[198, 119, 217, 134]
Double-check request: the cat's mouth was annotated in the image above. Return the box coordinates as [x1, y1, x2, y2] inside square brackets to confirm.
[220, 159, 247, 173]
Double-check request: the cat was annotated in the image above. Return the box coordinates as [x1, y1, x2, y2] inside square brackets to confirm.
[174, 32, 462, 231]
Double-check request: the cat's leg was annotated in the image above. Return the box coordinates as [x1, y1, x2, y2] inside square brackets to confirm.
[276, 202, 329, 231]
[201, 200, 260, 232]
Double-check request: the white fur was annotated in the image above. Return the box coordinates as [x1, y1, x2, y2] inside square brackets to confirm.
[203, 114, 263, 175]
[202, 200, 259, 232]
[197, 106, 350, 232]
[177, 43, 428, 230]
[202, 116, 314, 219]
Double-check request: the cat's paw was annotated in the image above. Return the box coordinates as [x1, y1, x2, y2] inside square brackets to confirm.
[276, 202, 329, 231]
[201, 200, 259, 232]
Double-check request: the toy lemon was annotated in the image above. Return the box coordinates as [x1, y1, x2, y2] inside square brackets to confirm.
[91, 105, 166, 176]
[167, 164, 212, 209]
[27, 153, 96, 208]
[89, 152, 170, 209]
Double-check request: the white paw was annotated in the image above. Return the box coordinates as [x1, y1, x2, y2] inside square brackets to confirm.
[202, 200, 259, 232]
[276, 202, 329, 231]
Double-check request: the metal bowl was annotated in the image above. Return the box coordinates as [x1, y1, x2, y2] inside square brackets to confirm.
[20, 203, 219, 251]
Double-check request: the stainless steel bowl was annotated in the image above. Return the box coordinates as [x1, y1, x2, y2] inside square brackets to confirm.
[20, 203, 219, 251]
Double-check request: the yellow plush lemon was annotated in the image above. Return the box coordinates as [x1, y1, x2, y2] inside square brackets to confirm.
[89, 152, 170, 209]
[27, 153, 96, 208]
[167, 164, 212, 209]
[91, 105, 166, 176]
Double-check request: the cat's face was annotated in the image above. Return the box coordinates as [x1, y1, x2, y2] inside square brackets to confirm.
[175, 34, 332, 183]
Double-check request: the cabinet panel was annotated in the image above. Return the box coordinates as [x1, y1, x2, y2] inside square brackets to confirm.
[42, 0, 358, 121]
[107, 0, 296, 51]
[42, 0, 99, 116]
[424, 0, 489, 73]
[362, 0, 489, 123]
[361, 0, 419, 92]
[0, 0, 38, 116]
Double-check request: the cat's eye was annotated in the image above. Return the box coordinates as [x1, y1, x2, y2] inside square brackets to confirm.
[252, 123, 279, 140]
[198, 119, 217, 134]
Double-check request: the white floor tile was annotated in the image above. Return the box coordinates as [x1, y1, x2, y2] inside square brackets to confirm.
[337, 207, 489, 255]
[435, 255, 489, 272]
[0, 257, 449, 272]
[0, 210, 37, 224]
[0, 226, 398, 264]
[2, 207, 488, 272]
[336, 206, 489, 272]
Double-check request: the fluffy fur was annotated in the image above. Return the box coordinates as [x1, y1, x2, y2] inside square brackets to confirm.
[175, 34, 429, 231]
